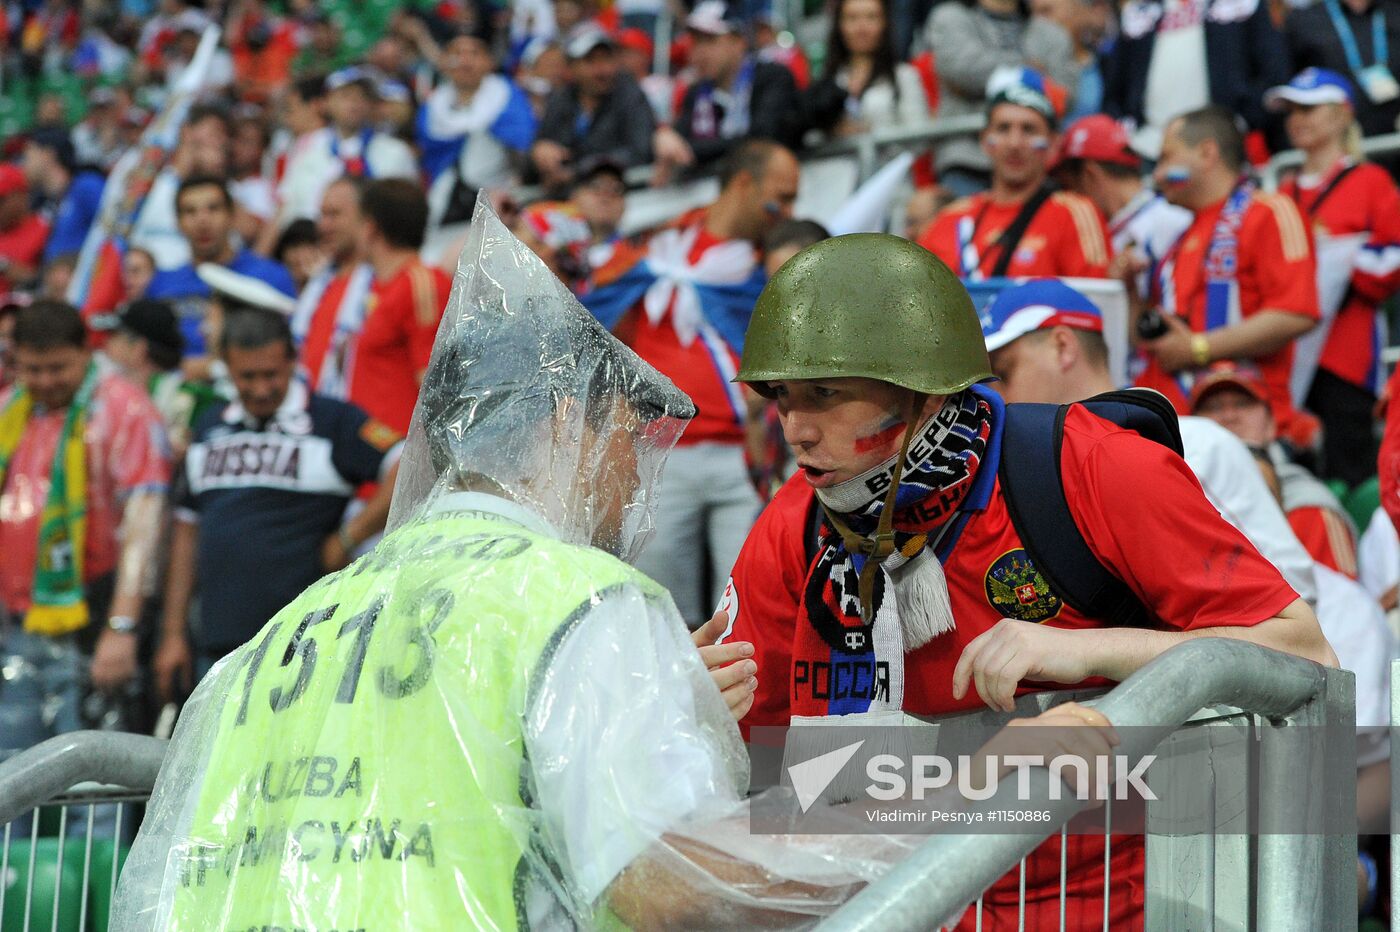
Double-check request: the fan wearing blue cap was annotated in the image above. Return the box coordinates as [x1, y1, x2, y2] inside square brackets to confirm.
[917, 68, 1111, 282]
[1270, 66, 1400, 487]
[980, 280, 1326, 609]
[980, 279, 1109, 403]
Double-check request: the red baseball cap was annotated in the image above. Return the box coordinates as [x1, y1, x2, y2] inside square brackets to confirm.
[1050, 114, 1141, 171]
[1188, 361, 1270, 412]
[618, 27, 654, 61]
[0, 163, 27, 197]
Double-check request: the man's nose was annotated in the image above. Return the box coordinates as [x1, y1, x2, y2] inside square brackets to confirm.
[782, 411, 819, 446]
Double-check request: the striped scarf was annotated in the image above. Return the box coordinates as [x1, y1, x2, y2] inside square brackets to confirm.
[0, 362, 98, 634]
[802, 389, 995, 661]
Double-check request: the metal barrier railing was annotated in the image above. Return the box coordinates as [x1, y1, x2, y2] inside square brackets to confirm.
[816, 638, 1354, 932]
[0, 641, 1354, 929]
[0, 732, 166, 932]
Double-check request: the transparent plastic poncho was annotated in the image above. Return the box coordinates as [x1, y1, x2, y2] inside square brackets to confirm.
[112, 198, 925, 932]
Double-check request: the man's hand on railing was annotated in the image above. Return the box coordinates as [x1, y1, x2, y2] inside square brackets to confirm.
[969, 701, 1120, 799]
[951, 619, 1094, 712]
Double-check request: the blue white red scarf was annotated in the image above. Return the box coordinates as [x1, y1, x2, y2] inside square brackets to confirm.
[1204, 180, 1254, 331]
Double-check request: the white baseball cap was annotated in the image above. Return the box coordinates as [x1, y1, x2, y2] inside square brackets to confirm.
[196, 264, 296, 316]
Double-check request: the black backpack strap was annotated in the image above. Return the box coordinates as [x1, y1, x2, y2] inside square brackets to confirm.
[999, 396, 1171, 628]
[1295, 163, 1358, 218]
[989, 184, 1057, 279]
[1075, 388, 1184, 456]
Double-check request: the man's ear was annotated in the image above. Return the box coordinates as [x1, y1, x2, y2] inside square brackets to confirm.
[1053, 326, 1081, 371]
[1200, 138, 1220, 170]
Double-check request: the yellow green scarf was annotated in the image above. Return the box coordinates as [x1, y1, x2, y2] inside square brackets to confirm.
[0, 362, 98, 635]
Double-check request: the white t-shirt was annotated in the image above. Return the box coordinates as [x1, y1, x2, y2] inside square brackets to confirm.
[1314, 563, 1393, 736]
[277, 127, 420, 225]
[1178, 417, 1319, 605]
[1358, 506, 1399, 602]
[1109, 188, 1193, 298]
[1140, 0, 1210, 153]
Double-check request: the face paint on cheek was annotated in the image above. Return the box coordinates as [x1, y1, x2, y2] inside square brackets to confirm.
[853, 417, 907, 454]
[1161, 165, 1192, 186]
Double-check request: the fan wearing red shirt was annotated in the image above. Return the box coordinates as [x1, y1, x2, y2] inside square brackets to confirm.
[1268, 68, 1400, 487]
[1137, 106, 1320, 443]
[711, 235, 1334, 930]
[918, 69, 1110, 280]
[347, 179, 451, 436]
[0, 165, 48, 292]
[293, 177, 373, 401]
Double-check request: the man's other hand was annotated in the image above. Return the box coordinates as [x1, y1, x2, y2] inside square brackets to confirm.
[692, 610, 757, 721]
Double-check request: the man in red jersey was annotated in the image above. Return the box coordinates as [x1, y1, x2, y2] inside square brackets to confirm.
[715, 233, 1334, 929]
[347, 179, 452, 436]
[918, 67, 1110, 280]
[292, 176, 374, 401]
[582, 139, 799, 624]
[0, 165, 48, 293]
[1137, 105, 1320, 443]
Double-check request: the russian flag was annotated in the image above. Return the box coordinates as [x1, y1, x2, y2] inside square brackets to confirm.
[67, 26, 224, 322]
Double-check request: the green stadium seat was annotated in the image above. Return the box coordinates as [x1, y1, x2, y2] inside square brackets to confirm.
[86, 840, 130, 932]
[1, 837, 84, 932]
[1344, 476, 1381, 536]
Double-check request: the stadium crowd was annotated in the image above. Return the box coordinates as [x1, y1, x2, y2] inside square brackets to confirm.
[5, 0, 1400, 921]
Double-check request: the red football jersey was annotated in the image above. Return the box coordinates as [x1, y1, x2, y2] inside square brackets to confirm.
[347, 259, 450, 435]
[1138, 192, 1319, 430]
[1380, 365, 1400, 532]
[722, 406, 1297, 930]
[918, 191, 1111, 279]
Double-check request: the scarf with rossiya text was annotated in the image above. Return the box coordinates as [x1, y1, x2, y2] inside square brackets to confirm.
[793, 387, 997, 716]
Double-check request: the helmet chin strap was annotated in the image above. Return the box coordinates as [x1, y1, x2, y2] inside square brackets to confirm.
[817, 392, 928, 624]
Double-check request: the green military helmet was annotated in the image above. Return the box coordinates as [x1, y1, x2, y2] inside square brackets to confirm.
[737, 233, 993, 397]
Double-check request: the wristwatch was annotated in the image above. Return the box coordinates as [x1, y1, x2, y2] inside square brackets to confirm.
[107, 615, 138, 634]
[1190, 334, 1212, 368]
